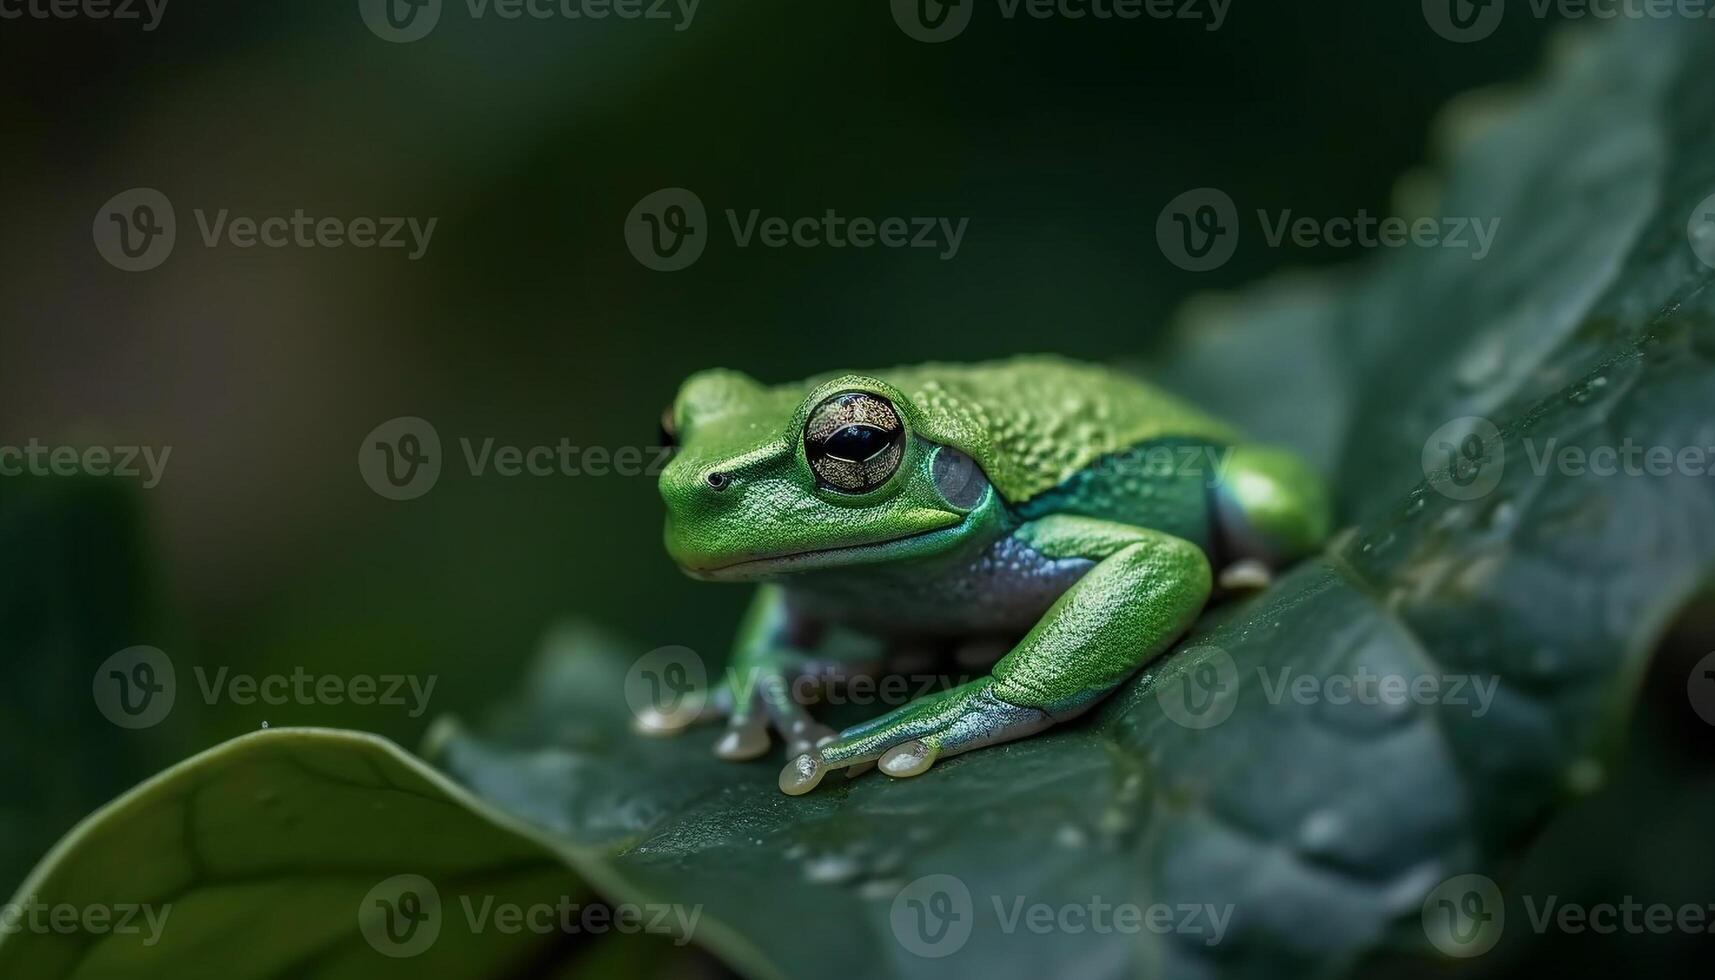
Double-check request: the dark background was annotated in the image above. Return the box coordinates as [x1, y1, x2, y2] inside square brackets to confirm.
[0, 0, 1561, 750]
[7, 2, 1707, 977]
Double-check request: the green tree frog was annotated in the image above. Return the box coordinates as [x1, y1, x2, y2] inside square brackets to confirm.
[648, 356, 1328, 795]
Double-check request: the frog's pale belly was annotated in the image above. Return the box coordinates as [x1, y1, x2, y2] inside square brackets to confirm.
[787, 532, 1096, 636]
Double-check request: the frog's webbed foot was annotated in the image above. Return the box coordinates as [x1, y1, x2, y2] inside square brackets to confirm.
[719, 664, 844, 760]
[636, 658, 847, 761]
[778, 679, 1051, 795]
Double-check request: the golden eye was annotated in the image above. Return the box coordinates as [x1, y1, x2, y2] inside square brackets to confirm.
[804, 392, 905, 493]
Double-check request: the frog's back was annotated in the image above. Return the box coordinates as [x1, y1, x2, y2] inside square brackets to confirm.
[811, 355, 1239, 505]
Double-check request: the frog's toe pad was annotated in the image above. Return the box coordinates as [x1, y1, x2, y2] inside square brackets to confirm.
[714, 716, 771, 761]
[634, 686, 729, 736]
[779, 752, 826, 795]
[878, 739, 938, 778]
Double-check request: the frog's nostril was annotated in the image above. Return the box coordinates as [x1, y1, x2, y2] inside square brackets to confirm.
[705, 471, 732, 491]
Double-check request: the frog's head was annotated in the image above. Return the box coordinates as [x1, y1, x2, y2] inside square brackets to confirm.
[659, 369, 992, 581]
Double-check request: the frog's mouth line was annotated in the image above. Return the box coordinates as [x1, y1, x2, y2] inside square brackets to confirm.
[689, 519, 968, 580]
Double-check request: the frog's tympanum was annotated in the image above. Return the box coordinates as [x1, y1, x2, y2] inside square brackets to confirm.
[648, 356, 1328, 795]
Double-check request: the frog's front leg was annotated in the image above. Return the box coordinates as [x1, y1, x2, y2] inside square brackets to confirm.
[779, 516, 1212, 794]
[638, 584, 880, 759]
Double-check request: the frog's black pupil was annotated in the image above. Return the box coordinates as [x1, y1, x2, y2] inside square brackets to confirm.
[825, 424, 887, 461]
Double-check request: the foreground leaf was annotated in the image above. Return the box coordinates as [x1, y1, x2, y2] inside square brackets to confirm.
[0, 729, 590, 979]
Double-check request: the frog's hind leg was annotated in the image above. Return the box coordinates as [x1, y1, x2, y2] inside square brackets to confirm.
[1210, 445, 1331, 590]
[780, 518, 1212, 794]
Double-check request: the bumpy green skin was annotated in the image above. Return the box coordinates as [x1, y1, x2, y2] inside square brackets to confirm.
[652, 355, 1329, 794]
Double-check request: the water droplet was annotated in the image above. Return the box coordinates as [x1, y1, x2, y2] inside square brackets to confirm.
[859, 879, 903, 901]
[1483, 498, 1517, 530]
[1299, 809, 1345, 850]
[1055, 825, 1088, 849]
[803, 854, 860, 884]
[1455, 336, 1506, 388]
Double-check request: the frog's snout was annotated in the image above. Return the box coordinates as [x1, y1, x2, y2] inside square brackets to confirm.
[659, 457, 749, 576]
[658, 454, 746, 559]
[659, 456, 742, 515]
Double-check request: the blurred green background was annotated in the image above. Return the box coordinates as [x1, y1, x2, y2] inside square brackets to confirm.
[0, 0, 1564, 755]
[10, 2, 1708, 977]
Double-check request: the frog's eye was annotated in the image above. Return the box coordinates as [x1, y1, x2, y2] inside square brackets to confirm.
[804, 391, 906, 493]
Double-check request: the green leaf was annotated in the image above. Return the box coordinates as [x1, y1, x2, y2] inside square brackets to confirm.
[7, 18, 1715, 980]
[0, 728, 591, 978]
